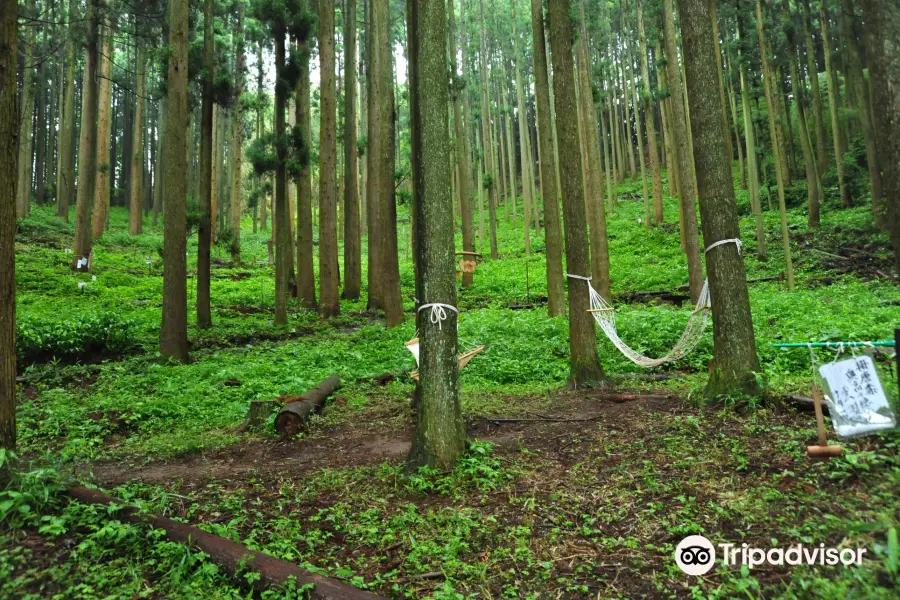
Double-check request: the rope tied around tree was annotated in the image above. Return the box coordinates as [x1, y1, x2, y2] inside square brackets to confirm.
[417, 303, 459, 330]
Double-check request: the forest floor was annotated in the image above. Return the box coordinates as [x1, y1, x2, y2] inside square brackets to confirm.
[3, 173, 900, 599]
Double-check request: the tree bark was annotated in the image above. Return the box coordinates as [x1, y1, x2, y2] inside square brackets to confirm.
[341, 0, 360, 299]
[366, 0, 402, 325]
[575, 0, 611, 300]
[820, 2, 849, 206]
[735, 15, 766, 261]
[296, 38, 317, 308]
[197, 0, 214, 327]
[129, 45, 146, 235]
[56, 0, 77, 220]
[318, 0, 340, 317]
[678, 0, 762, 397]
[547, 0, 605, 387]
[755, 0, 795, 289]
[478, 0, 499, 259]
[449, 0, 475, 287]
[840, 0, 882, 226]
[530, 0, 565, 317]
[230, 10, 244, 263]
[274, 29, 291, 326]
[153, 98, 165, 227]
[160, 0, 190, 362]
[860, 0, 900, 272]
[801, 0, 827, 177]
[406, 0, 465, 472]
[637, 1, 663, 223]
[92, 16, 114, 237]
[662, 0, 703, 302]
[71, 0, 100, 271]
[1, 0, 18, 449]
[15, 0, 36, 219]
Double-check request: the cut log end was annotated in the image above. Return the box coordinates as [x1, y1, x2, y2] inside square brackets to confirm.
[807, 444, 842, 458]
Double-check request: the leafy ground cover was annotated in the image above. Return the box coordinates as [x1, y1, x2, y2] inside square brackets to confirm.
[4, 173, 900, 598]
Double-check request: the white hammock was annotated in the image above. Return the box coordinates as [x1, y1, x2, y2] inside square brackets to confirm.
[584, 277, 710, 368]
[575, 238, 740, 368]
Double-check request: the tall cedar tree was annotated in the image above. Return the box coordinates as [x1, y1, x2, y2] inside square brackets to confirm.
[318, 0, 341, 317]
[56, 0, 77, 220]
[546, 0, 605, 387]
[15, 0, 35, 218]
[367, 0, 403, 326]
[129, 45, 146, 235]
[342, 0, 361, 299]
[160, 0, 190, 361]
[477, 0, 499, 259]
[0, 0, 18, 449]
[406, 0, 465, 471]
[296, 33, 317, 307]
[678, 0, 762, 397]
[860, 0, 900, 272]
[197, 0, 215, 327]
[231, 8, 245, 264]
[251, 0, 314, 324]
[661, 0, 703, 303]
[529, 0, 565, 317]
[71, 0, 100, 271]
[92, 14, 114, 238]
[449, 0, 475, 288]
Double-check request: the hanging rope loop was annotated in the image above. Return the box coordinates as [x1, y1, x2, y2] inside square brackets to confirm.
[566, 273, 593, 282]
[704, 238, 743, 255]
[417, 303, 459, 330]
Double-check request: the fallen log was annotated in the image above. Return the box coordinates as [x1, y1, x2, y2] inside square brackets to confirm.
[67, 486, 382, 599]
[274, 375, 341, 436]
[626, 273, 785, 300]
[785, 394, 831, 415]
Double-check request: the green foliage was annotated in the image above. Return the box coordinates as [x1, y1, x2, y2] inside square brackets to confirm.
[16, 313, 137, 365]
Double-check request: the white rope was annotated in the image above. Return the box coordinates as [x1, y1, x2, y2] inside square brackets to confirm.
[417, 303, 459, 330]
[704, 238, 742, 255]
[566, 273, 593, 281]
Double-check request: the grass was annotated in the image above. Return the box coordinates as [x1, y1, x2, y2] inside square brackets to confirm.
[4, 169, 900, 598]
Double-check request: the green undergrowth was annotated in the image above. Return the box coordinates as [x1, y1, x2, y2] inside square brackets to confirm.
[7, 169, 900, 598]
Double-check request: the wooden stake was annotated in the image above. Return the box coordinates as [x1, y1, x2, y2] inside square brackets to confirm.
[807, 376, 842, 458]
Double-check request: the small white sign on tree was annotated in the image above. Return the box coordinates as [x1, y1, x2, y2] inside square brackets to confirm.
[818, 355, 897, 438]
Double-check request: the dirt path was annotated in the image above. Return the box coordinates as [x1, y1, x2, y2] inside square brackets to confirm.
[83, 391, 680, 487]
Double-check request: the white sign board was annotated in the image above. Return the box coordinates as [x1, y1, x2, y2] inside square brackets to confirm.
[818, 356, 897, 438]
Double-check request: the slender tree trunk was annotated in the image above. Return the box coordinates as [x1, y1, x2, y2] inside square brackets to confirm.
[736, 17, 766, 261]
[800, 0, 827, 176]
[840, 0, 882, 225]
[575, 0, 611, 300]
[406, 0, 465, 472]
[783, 0, 820, 228]
[71, 0, 100, 271]
[678, 0, 762, 398]
[1, 0, 18, 449]
[625, 36, 649, 229]
[820, 2, 849, 206]
[56, 0, 77, 220]
[274, 29, 291, 326]
[531, 0, 565, 317]
[197, 0, 215, 327]
[367, 0, 402, 325]
[342, 0, 361, 299]
[547, 0, 605, 387]
[478, 0, 499, 258]
[755, 0, 794, 289]
[450, 0, 475, 287]
[296, 37, 317, 308]
[637, 0, 663, 223]
[511, 0, 534, 255]
[662, 0, 703, 302]
[92, 17, 114, 237]
[129, 45, 146, 235]
[319, 0, 340, 317]
[16, 0, 36, 218]
[34, 38, 46, 207]
[725, 49, 746, 191]
[160, 0, 189, 361]
[153, 98, 166, 227]
[860, 0, 900, 271]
